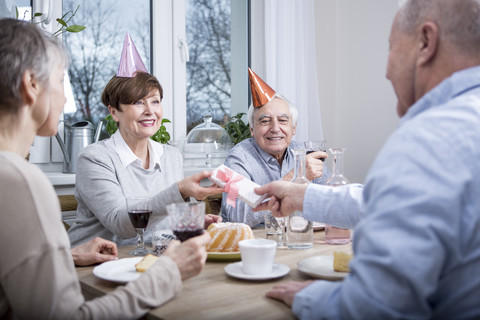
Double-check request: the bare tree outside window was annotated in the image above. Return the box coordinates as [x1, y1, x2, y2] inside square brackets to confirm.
[63, 0, 150, 133]
[186, 0, 232, 132]
[63, 0, 233, 137]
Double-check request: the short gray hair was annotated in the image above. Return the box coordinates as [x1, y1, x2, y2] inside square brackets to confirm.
[397, 0, 480, 54]
[0, 18, 67, 113]
[247, 93, 298, 128]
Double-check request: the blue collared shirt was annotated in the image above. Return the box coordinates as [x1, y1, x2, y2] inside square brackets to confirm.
[295, 66, 480, 319]
[221, 138, 329, 227]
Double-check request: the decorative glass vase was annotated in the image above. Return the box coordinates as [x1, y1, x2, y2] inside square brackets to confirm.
[286, 149, 313, 249]
[325, 148, 351, 245]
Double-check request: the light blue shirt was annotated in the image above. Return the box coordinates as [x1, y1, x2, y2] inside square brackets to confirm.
[221, 138, 329, 227]
[295, 66, 480, 319]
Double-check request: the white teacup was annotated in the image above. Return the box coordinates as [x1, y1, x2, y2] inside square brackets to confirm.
[238, 239, 277, 275]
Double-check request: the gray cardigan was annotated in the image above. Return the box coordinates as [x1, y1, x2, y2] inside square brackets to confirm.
[68, 134, 185, 247]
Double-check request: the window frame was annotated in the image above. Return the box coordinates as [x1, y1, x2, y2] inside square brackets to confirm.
[154, 0, 249, 142]
[29, 0, 64, 169]
[30, 0, 249, 171]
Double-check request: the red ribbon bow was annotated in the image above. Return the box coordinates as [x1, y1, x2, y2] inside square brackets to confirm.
[216, 167, 244, 207]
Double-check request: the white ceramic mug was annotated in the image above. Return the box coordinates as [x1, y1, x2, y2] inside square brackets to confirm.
[239, 239, 277, 275]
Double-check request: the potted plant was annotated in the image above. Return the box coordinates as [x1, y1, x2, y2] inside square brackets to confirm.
[16, 5, 86, 37]
[224, 112, 251, 145]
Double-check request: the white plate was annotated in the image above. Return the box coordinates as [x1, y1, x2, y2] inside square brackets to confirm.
[207, 251, 241, 261]
[224, 262, 290, 280]
[297, 255, 348, 280]
[93, 257, 143, 284]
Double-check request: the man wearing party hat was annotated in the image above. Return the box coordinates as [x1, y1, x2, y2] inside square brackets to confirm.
[220, 68, 329, 227]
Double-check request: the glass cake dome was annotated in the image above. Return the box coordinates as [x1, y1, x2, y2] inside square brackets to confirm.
[183, 115, 233, 167]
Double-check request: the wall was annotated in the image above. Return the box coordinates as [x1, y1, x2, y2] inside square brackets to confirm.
[315, 1, 400, 183]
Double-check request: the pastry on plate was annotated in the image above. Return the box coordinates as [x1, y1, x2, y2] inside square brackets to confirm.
[135, 253, 158, 272]
[333, 251, 353, 272]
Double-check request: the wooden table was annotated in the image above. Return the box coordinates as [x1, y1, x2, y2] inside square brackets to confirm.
[76, 229, 352, 320]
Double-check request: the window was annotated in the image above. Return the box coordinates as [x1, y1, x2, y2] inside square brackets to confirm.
[154, 0, 248, 141]
[0, 0, 31, 19]
[3, 0, 248, 171]
[185, 0, 233, 131]
[0, 0, 59, 166]
[62, 0, 151, 139]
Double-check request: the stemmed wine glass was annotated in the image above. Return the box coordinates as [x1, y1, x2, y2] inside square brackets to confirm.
[127, 197, 152, 256]
[304, 140, 327, 161]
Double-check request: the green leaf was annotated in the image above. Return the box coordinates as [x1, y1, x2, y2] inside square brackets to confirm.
[33, 12, 43, 18]
[66, 25, 86, 33]
[56, 18, 67, 27]
[104, 114, 118, 136]
[224, 112, 250, 145]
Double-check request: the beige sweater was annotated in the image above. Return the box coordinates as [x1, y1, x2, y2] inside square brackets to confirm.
[0, 151, 182, 319]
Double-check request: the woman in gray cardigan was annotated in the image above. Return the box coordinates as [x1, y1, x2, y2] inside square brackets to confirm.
[68, 71, 223, 246]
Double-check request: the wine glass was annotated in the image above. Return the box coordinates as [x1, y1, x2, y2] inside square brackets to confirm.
[304, 140, 327, 161]
[127, 197, 152, 256]
[166, 202, 205, 242]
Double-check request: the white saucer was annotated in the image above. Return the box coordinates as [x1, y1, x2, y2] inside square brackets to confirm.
[224, 262, 290, 280]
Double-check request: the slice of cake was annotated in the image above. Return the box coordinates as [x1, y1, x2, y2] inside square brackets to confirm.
[135, 253, 159, 272]
[333, 251, 353, 272]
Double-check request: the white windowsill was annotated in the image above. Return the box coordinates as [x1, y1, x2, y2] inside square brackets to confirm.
[45, 172, 76, 195]
[45, 171, 76, 185]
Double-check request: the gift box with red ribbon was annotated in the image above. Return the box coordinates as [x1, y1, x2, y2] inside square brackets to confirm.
[209, 164, 267, 208]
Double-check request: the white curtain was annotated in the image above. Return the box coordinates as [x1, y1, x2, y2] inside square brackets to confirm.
[261, 0, 323, 143]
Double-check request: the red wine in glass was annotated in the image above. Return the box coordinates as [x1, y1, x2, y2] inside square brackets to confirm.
[173, 229, 204, 242]
[128, 209, 152, 228]
[126, 197, 152, 256]
[306, 150, 326, 161]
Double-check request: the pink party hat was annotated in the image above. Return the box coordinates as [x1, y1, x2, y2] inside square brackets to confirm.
[116, 32, 148, 77]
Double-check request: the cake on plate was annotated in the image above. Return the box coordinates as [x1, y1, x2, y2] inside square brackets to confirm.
[206, 222, 254, 252]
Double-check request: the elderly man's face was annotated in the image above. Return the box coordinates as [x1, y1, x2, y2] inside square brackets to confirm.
[386, 13, 417, 117]
[250, 97, 296, 162]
